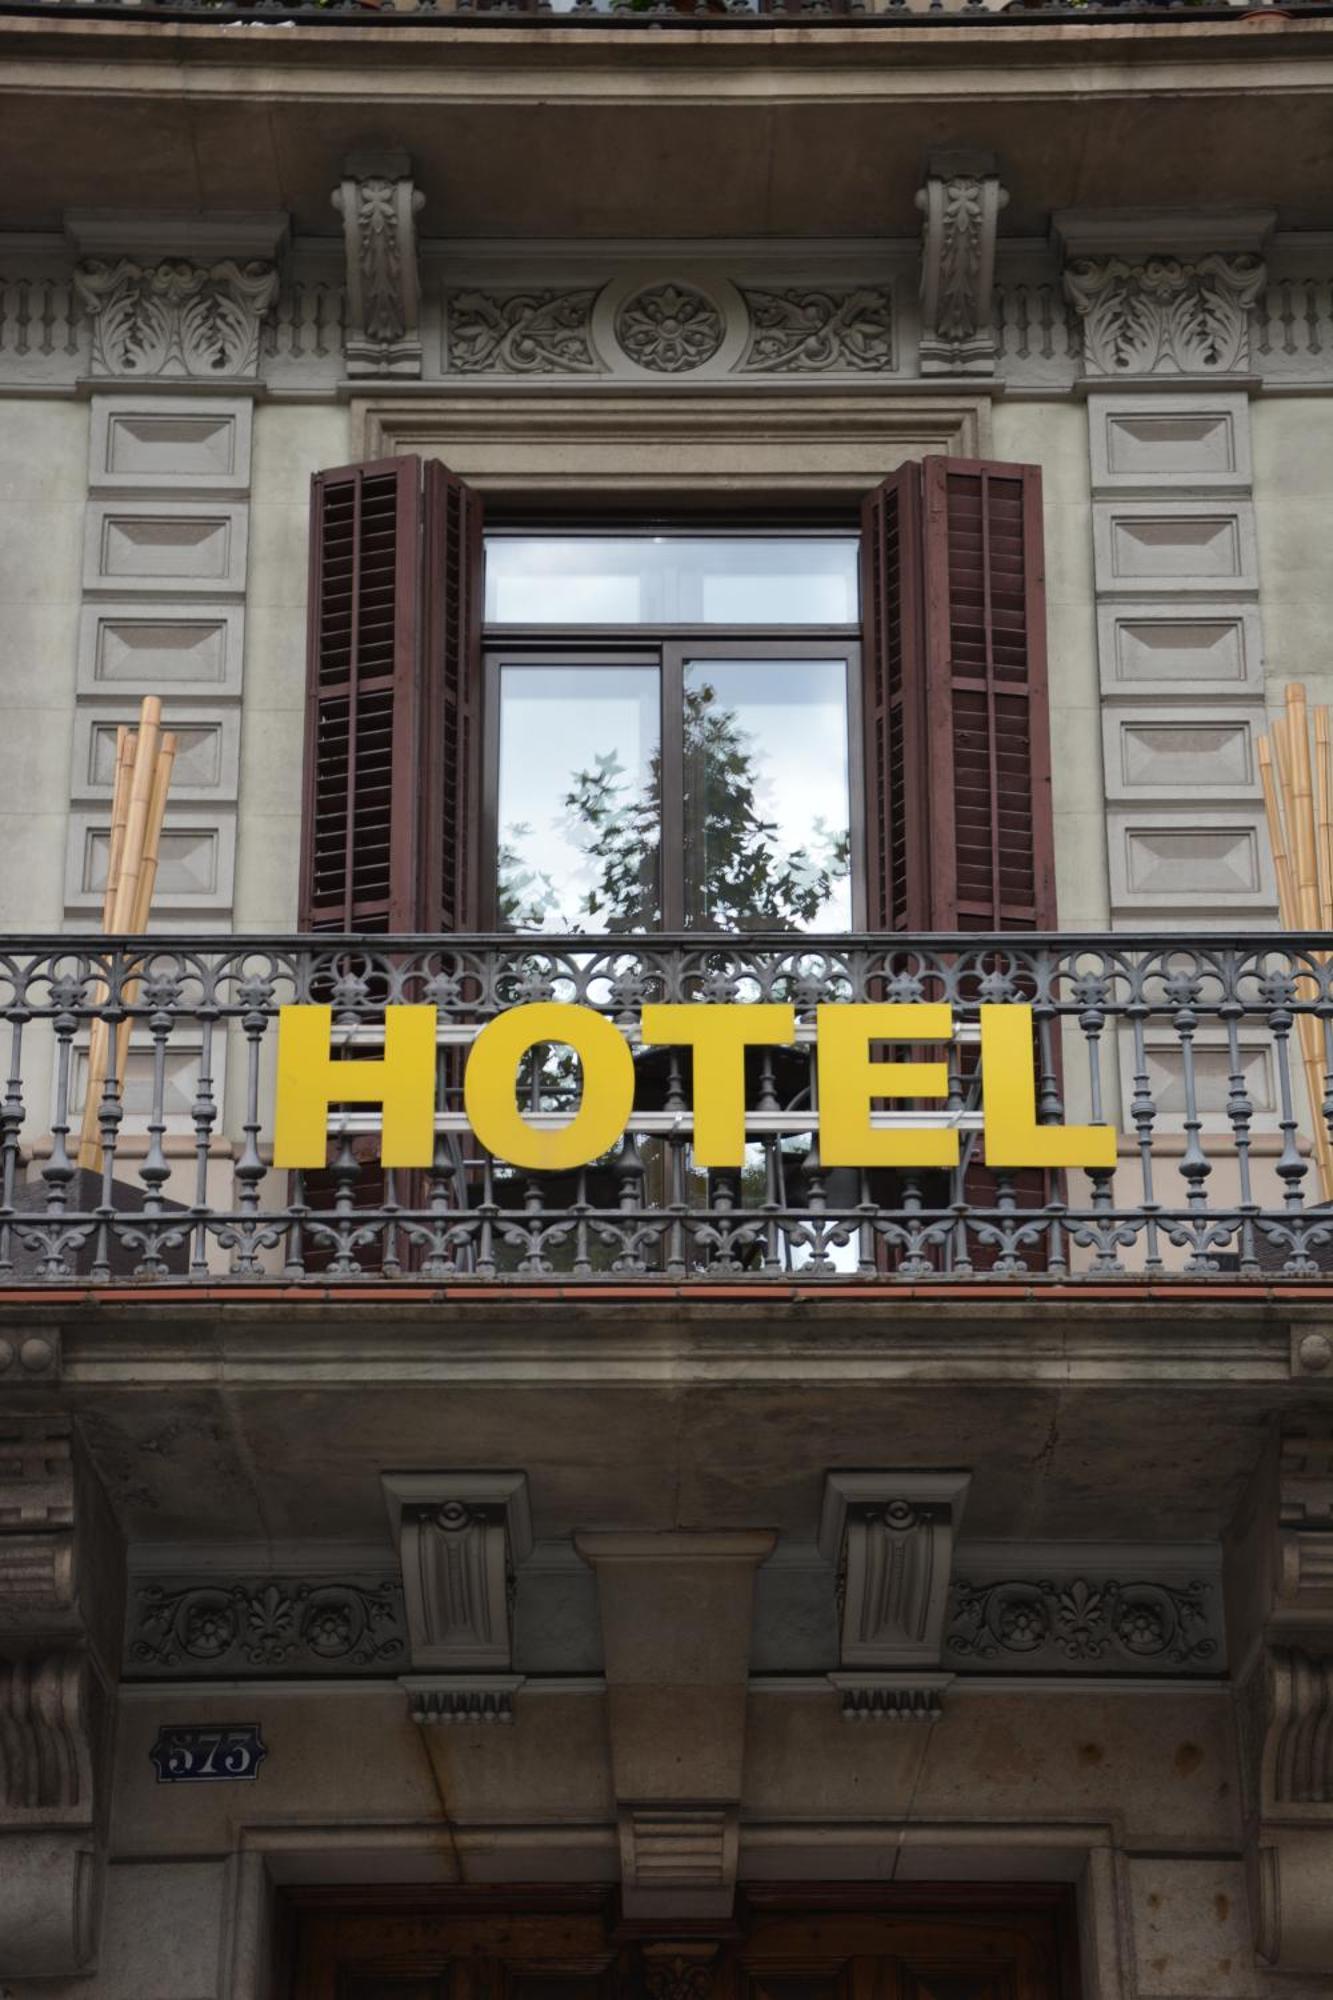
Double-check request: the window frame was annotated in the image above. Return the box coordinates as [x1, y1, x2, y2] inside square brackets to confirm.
[482, 628, 865, 933]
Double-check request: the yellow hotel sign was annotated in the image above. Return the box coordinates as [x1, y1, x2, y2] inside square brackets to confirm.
[273, 1002, 1116, 1175]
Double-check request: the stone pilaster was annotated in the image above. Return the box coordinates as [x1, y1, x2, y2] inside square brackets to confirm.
[0, 1415, 124, 1980]
[1053, 208, 1278, 939]
[1227, 1423, 1333, 1974]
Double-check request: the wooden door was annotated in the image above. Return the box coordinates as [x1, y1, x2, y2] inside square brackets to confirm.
[284, 1888, 1075, 2000]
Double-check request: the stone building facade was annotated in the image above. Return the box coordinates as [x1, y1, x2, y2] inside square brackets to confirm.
[2, 7, 1333, 1998]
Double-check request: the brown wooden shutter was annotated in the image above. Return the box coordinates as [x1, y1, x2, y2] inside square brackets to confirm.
[861, 455, 1055, 932]
[861, 455, 1058, 1266]
[422, 459, 485, 935]
[859, 464, 927, 934]
[300, 455, 483, 935]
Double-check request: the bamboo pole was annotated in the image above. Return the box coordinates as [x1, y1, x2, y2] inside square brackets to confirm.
[77, 729, 139, 1167]
[1258, 690, 1333, 1204]
[1259, 737, 1296, 927]
[113, 730, 178, 1092]
[103, 727, 135, 929]
[1316, 706, 1333, 926]
[76, 698, 175, 1174]
[1287, 685, 1319, 927]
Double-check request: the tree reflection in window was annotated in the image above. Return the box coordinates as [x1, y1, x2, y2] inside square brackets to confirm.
[498, 669, 850, 933]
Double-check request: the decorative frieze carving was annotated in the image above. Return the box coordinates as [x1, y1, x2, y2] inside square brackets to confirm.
[739, 286, 894, 373]
[74, 258, 277, 379]
[947, 1574, 1219, 1673]
[125, 1575, 406, 1677]
[333, 150, 425, 378]
[384, 1471, 531, 1722]
[916, 151, 1008, 376]
[615, 282, 725, 374]
[446, 287, 602, 374]
[819, 1470, 970, 1720]
[1063, 253, 1266, 377]
[440, 277, 896, 377]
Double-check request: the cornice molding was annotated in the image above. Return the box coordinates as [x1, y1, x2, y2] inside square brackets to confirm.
[1052, 206, 1276, 262]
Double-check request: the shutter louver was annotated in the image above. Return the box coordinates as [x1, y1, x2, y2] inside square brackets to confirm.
[861, 455, 1055, 933]
[298, 454, 483, 1272]
[923, 456, 1055, 932]
[300, 455, 483, 936]
[861, 454, 1057, 1269]
[423, 460, 484, 936]
[860, 465, 926, 935]
[301, 459, 422, 934]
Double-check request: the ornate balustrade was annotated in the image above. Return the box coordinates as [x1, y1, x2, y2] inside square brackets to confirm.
[2, 931, 1333, 1287]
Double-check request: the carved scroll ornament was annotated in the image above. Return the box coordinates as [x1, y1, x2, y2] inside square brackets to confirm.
[334, 151, 426, 378]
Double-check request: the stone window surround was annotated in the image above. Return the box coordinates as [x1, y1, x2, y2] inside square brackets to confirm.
[354, 390, 992, 500]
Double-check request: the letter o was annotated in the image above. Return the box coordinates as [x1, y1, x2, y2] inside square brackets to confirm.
[463, 1002, 635, 1173]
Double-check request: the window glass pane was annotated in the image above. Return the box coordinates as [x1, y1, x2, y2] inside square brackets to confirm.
[682, 658, 852, 931]
[497, 664, 661, 932]
[485, 537, 859, 627]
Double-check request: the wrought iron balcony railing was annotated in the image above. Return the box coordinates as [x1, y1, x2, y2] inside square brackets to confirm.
[3, 931, 1333, 1289]
[4, 0, 1330, 25]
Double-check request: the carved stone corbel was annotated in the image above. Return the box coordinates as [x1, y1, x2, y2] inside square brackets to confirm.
[0, 1417, 124, 1980]
[333, 150, 426, 379]
[1228, 1424, 1333, 1973]
[576, 1529, 775, 1921]
[915, 151, 1008, 377]
[819, 1470, 971, 1720]
[383, 1471, 530, 1723]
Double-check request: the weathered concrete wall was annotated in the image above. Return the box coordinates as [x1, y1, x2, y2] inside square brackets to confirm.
[0, 398, 86, 932]
[1252, 396, 1333, 714]
[10, 1677, 1329, 2000]
[994, 397, 1108, 930]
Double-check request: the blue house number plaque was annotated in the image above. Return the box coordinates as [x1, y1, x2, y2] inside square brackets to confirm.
[150, 1723, 267, 1784]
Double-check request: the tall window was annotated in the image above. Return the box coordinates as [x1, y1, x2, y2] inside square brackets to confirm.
[483, 533, 862, 933]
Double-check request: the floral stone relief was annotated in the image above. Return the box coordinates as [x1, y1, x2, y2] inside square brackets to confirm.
[946, 1574, 1221, 1673]
[1063, 252, 1267, 375]
[614, 282, 726, 373]
[75, 257, 278, 379]
[441, 279, 895, 375]
[125, 1575, 408, 1675]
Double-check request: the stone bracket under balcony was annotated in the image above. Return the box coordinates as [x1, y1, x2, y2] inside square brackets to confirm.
[819, 1469, 971, 1721]
[383, 1470, 532, 1724]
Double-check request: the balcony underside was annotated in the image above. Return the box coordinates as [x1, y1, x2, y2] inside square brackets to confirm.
[0, 16, 1331, 236]
[0, 1288, 1321, 1549]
